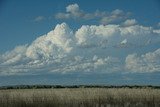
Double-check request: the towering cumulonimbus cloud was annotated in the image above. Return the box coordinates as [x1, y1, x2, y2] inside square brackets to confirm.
[0, 22, 160, 75]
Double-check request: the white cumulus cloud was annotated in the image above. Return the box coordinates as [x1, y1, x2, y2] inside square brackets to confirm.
[26, 23, 74, 60]
[55, 3, 130, 24]
[0, 22, 160, 75]
[125, 48, 160, 73]
[122, 19, 137, 26]
[75, 24, 160, 48]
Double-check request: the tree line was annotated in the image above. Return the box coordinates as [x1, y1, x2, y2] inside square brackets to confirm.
[0, 85, 160, 89]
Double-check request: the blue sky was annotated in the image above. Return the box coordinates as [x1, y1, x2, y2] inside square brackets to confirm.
[0, 0, 160, 86]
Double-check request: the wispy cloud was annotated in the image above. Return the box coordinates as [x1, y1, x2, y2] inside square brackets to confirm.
[34, 16, 45, 22]
[158, 22, 160, 27]
[99, 9, 131, 24]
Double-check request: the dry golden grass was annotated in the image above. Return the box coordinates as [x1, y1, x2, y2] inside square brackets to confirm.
[0, 88, 160, 107]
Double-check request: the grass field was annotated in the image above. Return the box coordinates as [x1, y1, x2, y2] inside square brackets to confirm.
[0, 88, 160, 107]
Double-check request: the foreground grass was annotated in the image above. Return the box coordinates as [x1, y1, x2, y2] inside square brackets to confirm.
[0, 88, 160, 107]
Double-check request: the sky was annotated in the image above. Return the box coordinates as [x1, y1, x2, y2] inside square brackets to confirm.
[0, 0, 160, 86]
